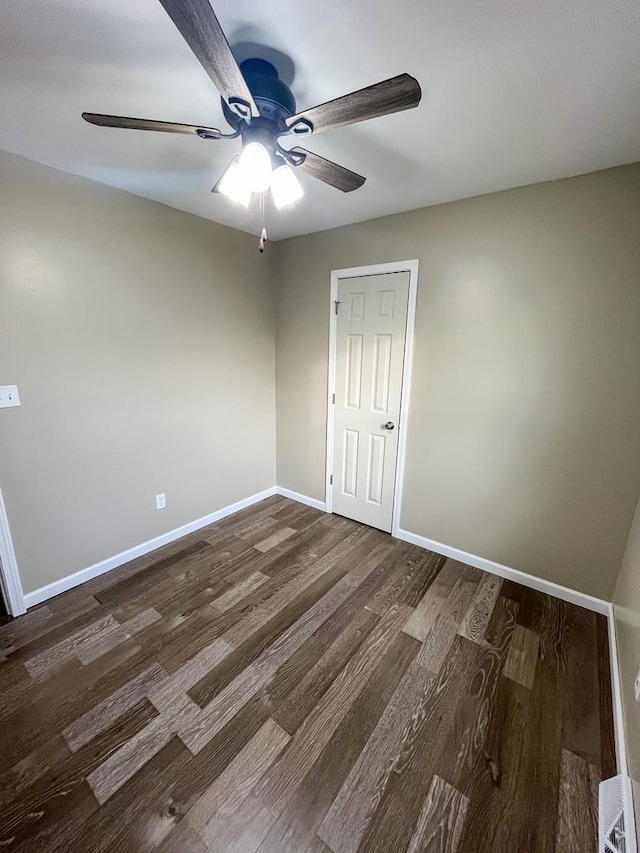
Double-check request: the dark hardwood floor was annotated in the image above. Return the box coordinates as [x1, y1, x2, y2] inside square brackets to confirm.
[0, 496, 615, 852]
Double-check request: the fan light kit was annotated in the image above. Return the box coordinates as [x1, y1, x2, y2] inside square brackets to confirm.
[82, 0, 422, 251]
[215, 139, 304, 209]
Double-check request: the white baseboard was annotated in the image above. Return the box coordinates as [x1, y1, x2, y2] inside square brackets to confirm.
[607, 603, 629, 776]
[394, 527, 610, 616]
[23, 487, 277, 609]
[275, 486, 327, 512]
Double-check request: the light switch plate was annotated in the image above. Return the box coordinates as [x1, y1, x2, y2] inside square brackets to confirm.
[635, 669, 640, 702]
[0, 386, 20, 408]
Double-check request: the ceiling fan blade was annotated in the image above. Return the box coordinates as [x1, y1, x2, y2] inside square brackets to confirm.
[82, 112, 222, 137]
[290, 148, 365, 193]
[285, 73, 421, 136]
[158, 0, 258, 118]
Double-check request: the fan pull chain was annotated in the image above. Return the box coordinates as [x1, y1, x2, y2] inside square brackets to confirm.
[258, 192, 267, 253]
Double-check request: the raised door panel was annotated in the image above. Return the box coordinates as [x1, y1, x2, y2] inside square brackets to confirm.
[371, 334, 392, 414]
[341, 429, 359, 499]
[345, 335, 363, 410]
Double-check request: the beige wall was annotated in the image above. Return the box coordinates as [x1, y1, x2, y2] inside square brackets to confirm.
[274, 164, 640, 599]
[0, 151, 276, 595]
[614, 501, 640, 831]
[3, 152, 639, 603]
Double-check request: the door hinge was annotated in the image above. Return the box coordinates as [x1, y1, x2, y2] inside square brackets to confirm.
[335, 300, 342, 314]
[332, 393, 335, 404]
[329, 474, 334, 485]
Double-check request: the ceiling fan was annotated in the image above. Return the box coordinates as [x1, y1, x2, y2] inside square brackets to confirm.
[82, 0, 422, 248]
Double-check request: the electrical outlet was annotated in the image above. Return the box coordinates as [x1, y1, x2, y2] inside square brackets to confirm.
[156, 493, 166, 510]
[0, 385, 21, 408]
[635, 669, 640, 702]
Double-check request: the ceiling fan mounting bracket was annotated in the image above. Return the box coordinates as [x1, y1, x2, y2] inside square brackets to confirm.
[227, 97, 252, 120]
[287, 118, 314, 136]
[196, 127, 239, 140]
[278, 146, 307, 167]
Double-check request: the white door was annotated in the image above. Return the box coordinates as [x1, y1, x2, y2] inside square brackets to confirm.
[331, 271, 410, 532]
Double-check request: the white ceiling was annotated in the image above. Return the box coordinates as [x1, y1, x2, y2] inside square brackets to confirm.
[2, 0, 639, 240]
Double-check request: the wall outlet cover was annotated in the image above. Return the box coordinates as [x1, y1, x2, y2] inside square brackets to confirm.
[156, 493, 166, 510]
[0, 386, 21, 408]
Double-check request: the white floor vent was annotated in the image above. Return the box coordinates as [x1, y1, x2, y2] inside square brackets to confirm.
[600, 775, 638, 853]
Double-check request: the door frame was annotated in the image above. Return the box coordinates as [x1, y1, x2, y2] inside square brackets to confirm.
[0, 485, 26, 616]
[325, 259, 419, 537]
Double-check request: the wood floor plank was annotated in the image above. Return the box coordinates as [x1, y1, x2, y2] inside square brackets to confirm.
[75, 616, 132, 665]
[60, 737, 192, 853]
[262, 636, 327, 711]
[555, 748, 599, 853]
[0, 497, 610, 853]
[155, 821, 208, 853]
[86, 701, 191, 804]
[189, 566, 347, 709]
[304, 839, 333, 853]
[256, 631, 420, 853]
[121, 607, 162, 634]
[363, 544, 434, 616]
[78, 637, 234, 801]
[273, 606, 380, 734]
[436, 597, 518, 795]
[499, 579, 525, 603]
[232, 514, 281, 542]
[179, 565, 386, 755]
[560, 603, 601, 766]
[402, 560, 471, 642]
[406, 775, 469, 853]
[219, 537, 367, 650]
[205, 793, 277, 853]
[186, 718, 290, 845]
[319, 654, 436, 853]
[503, 624, 540, 689]
[445, 579, 478, 626]
[255, 603, 413, 818]
[0, 596, 102, 655]
[0, 636, 150, 764]
[0, 735, 70, 811]
[0, 605, 55, 650]
[312, 558, 389, 647]
[254, 527, 298, 553]
[415, 615, 458, 674]
[510, 654, 564, 851]
[164, 691, 271, 823]
[354, 635, 480, 853]
[24, 614, 130, 681]
[94, 541, 219, 609]
[0, 699, 158, 850]
[401, 551, 448, 608]
[62, 662, 166, 751]
[326, 598, 515, 853]
[457, 574, 502, 644]
[455, 675, 531, 853]
[269, 502, 325, 531]
[211, 570, 270, 612]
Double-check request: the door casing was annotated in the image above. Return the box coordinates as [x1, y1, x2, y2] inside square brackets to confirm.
[0, 485, 26, 616]
[325, 259, 419, 537]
